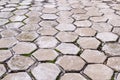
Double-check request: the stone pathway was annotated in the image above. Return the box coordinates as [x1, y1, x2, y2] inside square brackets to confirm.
[0, 0, 120, 80]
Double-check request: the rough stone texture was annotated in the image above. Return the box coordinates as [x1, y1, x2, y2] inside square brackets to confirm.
[12, 42, 37, 54]
[2, 72, 32, 80]
[96, 32, 118, 42]
[81, 50, 106, 63]
[60, 73, 87, 80]
[56, 43, 80, 55]
[84, 64, 113, 80]
[7, 55, 34, 70]
[56, 55, 85, 71]
[32, 49, 58, 61]
[102, 43, 120, 56]
[36, 36, 58, 48]
[31, 63, 60, 80]
[77, 37, 101, 49]
[56, 32, 78, 42]
[107, 57, 120, 71]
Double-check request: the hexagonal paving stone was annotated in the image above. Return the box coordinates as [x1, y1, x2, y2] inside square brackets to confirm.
[37, 27, 58, 36]
[0, 37, 18, 48]
[42, 8, 58, 13]
[16, 31, 39, 42]
[57, 17, 74, 24]
[39, 21, 58, 27]
[0, 12, 13, 18]
[6, 22, 24, 29]
[56, 55, 85, 71]
[108, 19, 120, 26]
[96, 32, 118, 42]
[107, 57, 120, 71]
[56, 43, 80, 55]
[60, 73, 87, 80]
[84, 64, 113, 80]
[77, 37, 101, 49]
[102, 43, 120, 56]
[1, 29, 18, 37]
[56, 23, 76, 31]
[90, 16, 108, 22]
[71, 8, 86, 14]
[20, 24, 40, 31]
[12, 42, 37, 54]
[0, 64, 6, 77]
[31, 63, 60, 80]
[72, 14, 89, 20]
[0, 50, 12, 62]
[75, 28, 96, 37]
[32, 49, 58, 61]
[36, 36, 58, 48]
[81, 50, 106, 63]
[7, 55, 34, 70]
[13, 10, 28, 16]
[113, 28, 120, 35]
[92, 23, 113, 32]
[10, 15, 26, 22]
[74, 20, 92, 27]
[26, 11, 41, 17]
[0, 19, 9, 26]
[56, 32, 78, 42]
[41, 14, 57, 20]
[2, 72, 32, 80]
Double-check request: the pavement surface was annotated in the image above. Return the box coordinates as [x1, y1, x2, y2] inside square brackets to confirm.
[0, 0, 120, 80]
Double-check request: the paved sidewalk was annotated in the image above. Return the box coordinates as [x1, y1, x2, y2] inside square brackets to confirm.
[0, 0, 120, 80]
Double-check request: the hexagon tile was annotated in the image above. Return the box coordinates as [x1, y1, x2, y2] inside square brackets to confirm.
[0, 0, 120, 80]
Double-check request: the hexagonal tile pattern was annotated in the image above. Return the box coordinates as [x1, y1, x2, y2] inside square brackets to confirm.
[10, 16, 26, 22]
[32, 49, 58, 61]
[0, 19, 9, 26]
[41, 14, 57, 20]
[56, 55, 85, 71]
[56, 32, 78, 42]
[77, 37, 101, 49]
[36, 36, 58, 48]
[2, 72, 32, 80]
[7, 55, 34, 70]
[16, 31, 39, 42]
[39, 21, 58, 27]
[81, 50, 106, 63]
[31, 63, 61, 80]
[74, 20, 92, 27]
[56, 43, 80, 55]
[84, 64, 113, 80]
[0, 64, 6, 77]
[60, 73, 87, 80]
[12, 42, 37, 54]
[0, 50, 12, 62]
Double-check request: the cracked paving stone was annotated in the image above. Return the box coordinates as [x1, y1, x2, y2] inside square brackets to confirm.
[56, 23, 76, 31]
[56, 55, 85, 71]
[77, 37, 101, 49]
[36, 36, 58, 48]
[20, 24, 40, 31]
[7, 55, 34, 70]
[12, 42, 37, 54]
[81, 50, 107, 63]
[0, 37, 17, 48]
[107, 57, 120, 71]
[0, 50, 12, 62]
[102, 43, 120, 56]
[92, 23, 113, 32]
[10, 15, 26, 22]
[0, 64, 6, 77]
[84, 64, 113, 80]
[6, 22, 24, 29]
[74, 20, 92, 27]
[16, 31, 39, 42]
[96, 32, 118, 42]
[56, 32, 78, 42]
[56, 43, 80, 55]
[41, 14, 58, 20]
[60, 73, 87, 80]
[72, 14, 89, 20]
[37, 27, 58, 36]
[0, 19, 9, 26]
[75, 28, 96, 37]
[2, 72, 32, 80]
[31, 63, 60, 80]
[32, 49, 58, 61]
[39, 21, 58, 27]
[0, 12, 13, 19]
[1, 29, 18, 37]
[108, 19, 120, 26]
